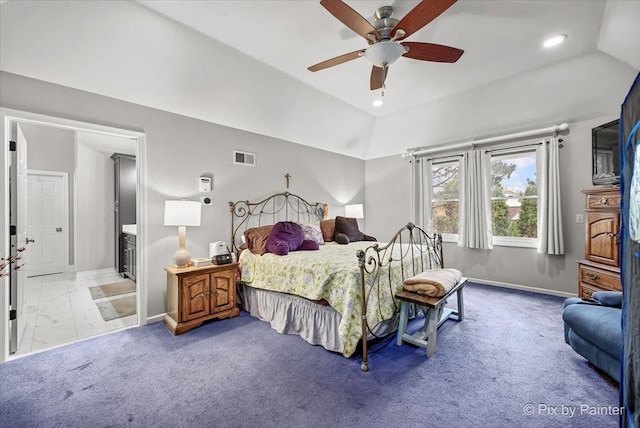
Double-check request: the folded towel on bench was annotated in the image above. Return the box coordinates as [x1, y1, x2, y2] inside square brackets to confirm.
[403, 269, 463, 297]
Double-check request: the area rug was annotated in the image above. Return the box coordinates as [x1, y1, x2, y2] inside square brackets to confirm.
[95, 295, 136, 321]
[89, 280, 135, 299]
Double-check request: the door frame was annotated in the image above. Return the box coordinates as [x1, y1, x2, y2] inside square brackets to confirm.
[1, 108, 147, 362]
[27, 170, 70, 276]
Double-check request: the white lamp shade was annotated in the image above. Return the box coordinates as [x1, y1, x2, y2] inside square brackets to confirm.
[164, 200, 201, 227]
[345, 204, 364, 219]
[364, 41, 406, 67]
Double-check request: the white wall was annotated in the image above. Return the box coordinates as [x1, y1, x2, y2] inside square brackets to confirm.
[365, 115, 619, 296]
[367, 52, 637, 159]
[20, 123, 75, 265]
[75, 139, 114, 272]
[0, 71, 365, 318]
[0, 0, 374, 159]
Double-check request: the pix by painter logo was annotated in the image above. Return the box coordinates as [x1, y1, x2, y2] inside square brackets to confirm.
[524, 403, 624, 418]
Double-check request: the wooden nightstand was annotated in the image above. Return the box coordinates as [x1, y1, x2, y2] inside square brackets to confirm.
[164, 262, 240, 335]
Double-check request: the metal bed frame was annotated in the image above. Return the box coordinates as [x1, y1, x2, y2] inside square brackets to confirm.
[229, 191, 444, 371]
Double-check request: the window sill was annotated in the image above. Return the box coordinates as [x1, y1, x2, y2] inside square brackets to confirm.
[492, 237, 538, 248]
[438, 234, 538, 249]
[441, 234, 458, 243]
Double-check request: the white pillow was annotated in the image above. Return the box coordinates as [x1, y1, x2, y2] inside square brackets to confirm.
[300, 223, 325, 246]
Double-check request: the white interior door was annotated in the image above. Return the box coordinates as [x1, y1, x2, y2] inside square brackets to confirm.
[26, 173, 65, 276]
[15, 124, 29, 348]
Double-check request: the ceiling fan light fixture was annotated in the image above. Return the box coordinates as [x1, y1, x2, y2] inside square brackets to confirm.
[364, 41, 406, 67]
[543, 34, 567, 48]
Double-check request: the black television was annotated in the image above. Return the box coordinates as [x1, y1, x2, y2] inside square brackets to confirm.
[592, 119, 620, 185]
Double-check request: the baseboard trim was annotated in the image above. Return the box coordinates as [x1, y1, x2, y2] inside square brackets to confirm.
[147, 313, 166, 324]
[75, 268, 118, 281]
[468, 277, 578, 298]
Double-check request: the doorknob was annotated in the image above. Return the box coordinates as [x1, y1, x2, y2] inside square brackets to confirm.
[26, 238, 35, 244]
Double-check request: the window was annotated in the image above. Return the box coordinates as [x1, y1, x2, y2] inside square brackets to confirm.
[431, 160, 460, 236]
[490, 150, 537, 247]
[426, 150, 538, 248]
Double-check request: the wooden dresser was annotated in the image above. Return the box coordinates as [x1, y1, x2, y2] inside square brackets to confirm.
[577, 187, 622, 298]
[164, 262, 240, 335]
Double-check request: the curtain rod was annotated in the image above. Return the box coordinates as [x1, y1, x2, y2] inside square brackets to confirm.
[403, 123, 569, 158]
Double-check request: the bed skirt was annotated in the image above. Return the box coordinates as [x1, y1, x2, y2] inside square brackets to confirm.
[239, 283, 345, 353]
[238, 283, 408, 356]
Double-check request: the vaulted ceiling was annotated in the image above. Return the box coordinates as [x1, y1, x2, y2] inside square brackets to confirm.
[1, 0, 639, 159]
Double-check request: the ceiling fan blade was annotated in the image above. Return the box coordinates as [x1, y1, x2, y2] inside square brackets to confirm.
[308, 49, 365, 72]
[391, 0, 457, 41]
[401, 42, 464, 63]
[370, 65, 388, 90]
[320, 0, 380, 41]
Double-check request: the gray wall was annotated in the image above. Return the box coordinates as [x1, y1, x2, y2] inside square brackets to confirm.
[3, 69, 617, 309]
[0, 71, 365, 318]
[75, 140, 115, 272]
[20, 123, 75, 265]
[365, 115, 617, 296]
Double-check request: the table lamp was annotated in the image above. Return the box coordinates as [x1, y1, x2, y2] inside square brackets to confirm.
[164, 200, 201, 267]
[345, 203, 364, 219]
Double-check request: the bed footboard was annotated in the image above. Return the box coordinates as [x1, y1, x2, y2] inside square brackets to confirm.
[356, 222, 443, 371]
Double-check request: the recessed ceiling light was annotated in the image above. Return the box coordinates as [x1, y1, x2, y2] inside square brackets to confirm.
[543, 34, 567, 48]
[372, 99, 384, 107]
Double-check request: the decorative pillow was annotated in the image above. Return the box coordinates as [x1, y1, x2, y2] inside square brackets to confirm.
[320, 219, 335, 242]
[265, 221, 305, 256]
[244, 225, 273, 255]
[335, 216, 364, 242]
[298, 239, 320, 251]
[335, 232, 350, 245]
[334, 216, 377, 244]
[300, 223, 325, 246]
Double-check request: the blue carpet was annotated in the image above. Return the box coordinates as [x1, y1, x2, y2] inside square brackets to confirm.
[0, 283, 619, 427]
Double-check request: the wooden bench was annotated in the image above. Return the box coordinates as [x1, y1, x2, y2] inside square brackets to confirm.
[395, 278, 467, 357]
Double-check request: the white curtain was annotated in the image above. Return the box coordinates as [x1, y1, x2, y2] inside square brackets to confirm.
[411, 157, 424, 227]
[458, 149, 493, 249]
[422, 158, 433, 232]
[537, 137, 564, 255]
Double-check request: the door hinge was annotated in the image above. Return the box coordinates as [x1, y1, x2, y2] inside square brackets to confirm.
[9, 141, 16, 152]
[10, 225, 16, 236]
[9, 310, 16, 321]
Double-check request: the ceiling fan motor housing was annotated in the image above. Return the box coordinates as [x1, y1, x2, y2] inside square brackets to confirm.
[364, 6, 406, 67]
[372, 6, 399, 41]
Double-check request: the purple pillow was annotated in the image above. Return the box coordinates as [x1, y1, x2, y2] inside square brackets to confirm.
[265, 221, 305, 256]
[298, 239, 320, 251]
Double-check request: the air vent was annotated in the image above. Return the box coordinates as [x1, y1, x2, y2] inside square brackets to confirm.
[233, 150, 256, 167]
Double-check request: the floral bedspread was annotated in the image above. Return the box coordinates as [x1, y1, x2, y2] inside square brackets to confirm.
[239, 242, 424, 357]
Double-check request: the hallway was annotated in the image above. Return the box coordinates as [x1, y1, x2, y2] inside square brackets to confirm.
[18, 272, 137, 355]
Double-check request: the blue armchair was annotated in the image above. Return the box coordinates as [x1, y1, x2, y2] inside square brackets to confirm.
[562, 291, 622, 383]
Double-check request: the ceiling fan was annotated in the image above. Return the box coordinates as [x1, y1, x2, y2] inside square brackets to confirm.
[308, 0, 464, 91]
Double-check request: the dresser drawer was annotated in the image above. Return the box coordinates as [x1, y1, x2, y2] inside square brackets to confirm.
[579, 283, 600, 299]
[587, 193, 621, 209]
[579, 265, 621, 291]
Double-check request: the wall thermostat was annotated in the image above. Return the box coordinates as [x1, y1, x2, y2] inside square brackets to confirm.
[199, 176, 212, 192]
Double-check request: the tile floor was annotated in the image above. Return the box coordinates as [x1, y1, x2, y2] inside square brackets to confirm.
[17, 272, 137, 355]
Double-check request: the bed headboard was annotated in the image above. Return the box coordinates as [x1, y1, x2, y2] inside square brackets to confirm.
[229, 191, 325, 254]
